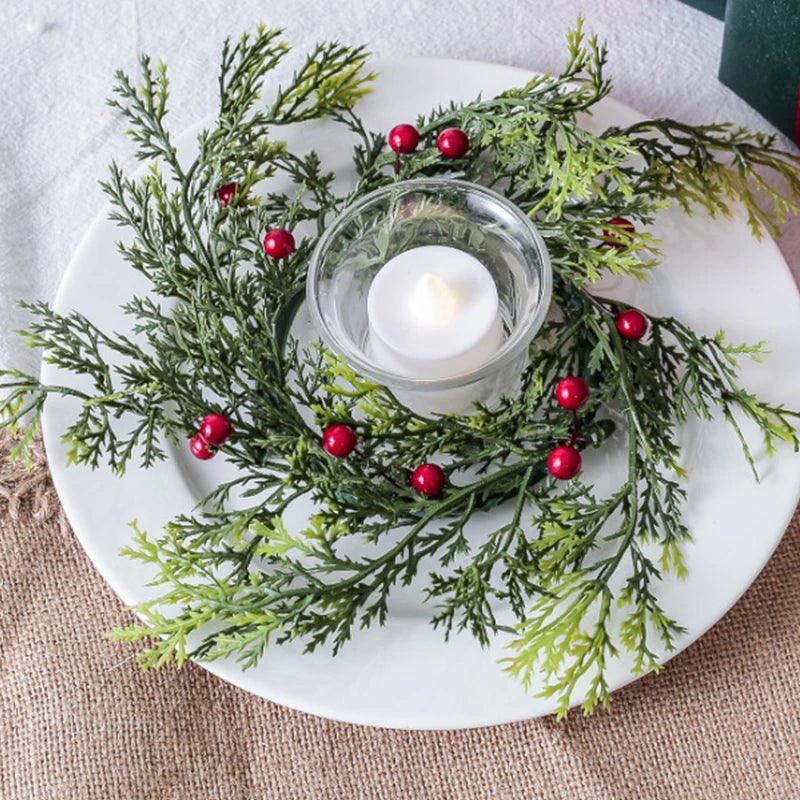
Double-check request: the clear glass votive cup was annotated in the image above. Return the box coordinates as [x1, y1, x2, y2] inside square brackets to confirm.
[306, 178, 552, 416]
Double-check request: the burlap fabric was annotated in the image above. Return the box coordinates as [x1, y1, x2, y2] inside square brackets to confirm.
[1, 434, 798, 800]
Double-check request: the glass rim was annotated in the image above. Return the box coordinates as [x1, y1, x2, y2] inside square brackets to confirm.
[305, 177, 553, 391]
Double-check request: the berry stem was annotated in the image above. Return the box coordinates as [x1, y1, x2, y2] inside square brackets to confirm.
[570, 409, 580, 447]
[351, 448, 403, 489]
[223, 391, 247, 418]
[580, 286, 614, 317]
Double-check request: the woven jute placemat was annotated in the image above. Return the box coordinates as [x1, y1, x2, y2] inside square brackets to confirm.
[1, 434, 798, 800]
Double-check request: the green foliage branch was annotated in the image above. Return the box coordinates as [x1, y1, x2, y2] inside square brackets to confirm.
[3, 21, 800, 717]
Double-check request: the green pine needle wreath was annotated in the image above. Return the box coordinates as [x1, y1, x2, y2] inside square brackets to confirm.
[3, 20, 800, 717]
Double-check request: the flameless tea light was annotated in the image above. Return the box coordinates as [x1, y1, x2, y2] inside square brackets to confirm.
[367, 245, 504, 380]
[306, 178, 552, 415]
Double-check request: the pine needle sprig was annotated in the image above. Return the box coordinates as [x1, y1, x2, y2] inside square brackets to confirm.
[606, 118, 800, 238]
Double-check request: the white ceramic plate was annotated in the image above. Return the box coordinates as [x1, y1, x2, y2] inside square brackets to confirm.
[41, 59, 800, 730]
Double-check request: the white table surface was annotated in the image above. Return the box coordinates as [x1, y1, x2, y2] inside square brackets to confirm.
[2, 0, 798, 377]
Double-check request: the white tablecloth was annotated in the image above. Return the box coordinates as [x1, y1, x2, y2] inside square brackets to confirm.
[2, 0, 798, 377]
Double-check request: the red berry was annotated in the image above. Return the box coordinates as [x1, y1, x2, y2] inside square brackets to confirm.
[547, 446, 582, 480]
[437, 128, 470, 159]
[555, 376, 590, 411]
[388, 124, 420, 154]
[322, 423, 357, 458]
[217, 182, 239, 208]
[199, 413, 233, 447]
[616, 309, 649, 340]
[602, 217, 635, 248]
[410, 463, 446, 498]
[189, 434, 215, 460]
[263, 228, 296, 259]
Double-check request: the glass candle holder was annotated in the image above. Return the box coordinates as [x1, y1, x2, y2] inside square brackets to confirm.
[306, 178, 552, 415]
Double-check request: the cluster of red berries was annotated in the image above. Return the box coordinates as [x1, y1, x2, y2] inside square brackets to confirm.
[189, 413, 233, 460]
[546, 295, 648, 480]
[388, 123, 471, 165]
[547, 376, 590, 480]
[322, 423, 446, 498]
[600, 216, 649, 341]
[216, 182, 296, 261]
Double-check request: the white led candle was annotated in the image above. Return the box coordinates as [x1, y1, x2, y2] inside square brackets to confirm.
[307, 179, 553, 419]
[367, 245, 504, 381]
